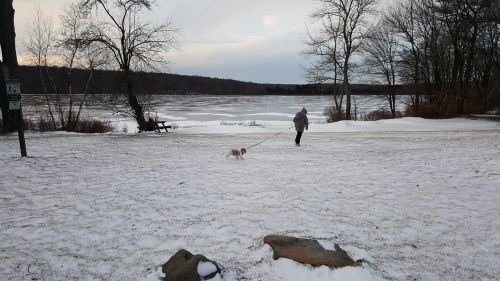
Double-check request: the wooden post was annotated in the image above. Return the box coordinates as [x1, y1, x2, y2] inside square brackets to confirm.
[17, 119, 27, 157]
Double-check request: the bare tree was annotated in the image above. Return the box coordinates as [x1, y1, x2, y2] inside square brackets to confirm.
[57, 3, 105, 131]
[303, 17, 344, 121]
[24, 5, 101, 132]
[311, 0, 377, 120]
[385, 0, 424, 115]
[73, 46, 108, 128]
[78, 0, 177, 131]
[474, 21, 500, 111]
[362, 23, 399, 118]
[24, 7, 57, 129]
[385, 0, 500, 116]
[435, 0, 499, 113]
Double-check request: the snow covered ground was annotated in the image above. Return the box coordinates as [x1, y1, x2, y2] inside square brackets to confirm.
[1, 118, 499, 281]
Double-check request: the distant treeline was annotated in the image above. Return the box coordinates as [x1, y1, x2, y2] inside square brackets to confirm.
[18, 65, 392, 96]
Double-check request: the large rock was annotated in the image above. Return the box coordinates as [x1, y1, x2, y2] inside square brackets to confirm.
[162, 249, 221, 281]
[264, 235, 359, 268]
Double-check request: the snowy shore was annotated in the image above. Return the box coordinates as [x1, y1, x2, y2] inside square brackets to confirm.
[1, 118, 499, 280]
[118, 116, 500, 135]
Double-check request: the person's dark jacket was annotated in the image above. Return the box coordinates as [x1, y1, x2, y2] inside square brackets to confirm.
[293, 108, 308, 132]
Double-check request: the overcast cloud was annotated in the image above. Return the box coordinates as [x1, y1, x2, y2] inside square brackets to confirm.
[13, 0, 387, 84]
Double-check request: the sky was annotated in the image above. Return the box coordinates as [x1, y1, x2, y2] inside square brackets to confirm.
[12, 0, 389, 84]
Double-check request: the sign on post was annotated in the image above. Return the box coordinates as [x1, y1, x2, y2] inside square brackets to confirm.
[4, 78, 27, 157]
[9, 100, 21, 110]
[6, 79, 21, 114]
[6, 79, 21, 99]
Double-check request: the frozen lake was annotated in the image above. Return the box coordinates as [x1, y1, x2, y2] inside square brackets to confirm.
[146, 95, 407, 122]
[23, 95, 408, 127]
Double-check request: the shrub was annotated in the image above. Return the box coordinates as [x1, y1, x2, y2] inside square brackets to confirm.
[404, 98, 482, 118]
[462, 100, 482, 114]
[361, 109, 402, 121]
[324, 106, 345, 123]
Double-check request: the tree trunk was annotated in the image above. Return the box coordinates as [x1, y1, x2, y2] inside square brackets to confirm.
[0, 0, 27, 156]
[459, 23, 479, 115]
[75, 64, 95, 128]
[343, 67, 351, 120]
[38, 66, 57, 130]
[0, 63, 11, 132]
[332, 67, 343, 121]
[414, 61, 420, 116]
[67, 66, 74, 130]
[124, 70, 146, 131]
[0, 0, 18, 132]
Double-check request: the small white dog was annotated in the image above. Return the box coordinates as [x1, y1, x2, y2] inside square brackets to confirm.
[225, 148, 247, 159]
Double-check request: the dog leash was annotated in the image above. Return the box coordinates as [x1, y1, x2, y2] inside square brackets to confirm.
[245, 125, 296, 150]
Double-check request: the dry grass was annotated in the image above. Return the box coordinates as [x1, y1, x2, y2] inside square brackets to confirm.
[74, 119, 114, 133]
[24, 117, 114, 133]
[24, 117, 54, 132]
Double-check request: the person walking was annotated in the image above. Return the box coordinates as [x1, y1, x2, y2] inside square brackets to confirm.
[293, 107, 308, 146]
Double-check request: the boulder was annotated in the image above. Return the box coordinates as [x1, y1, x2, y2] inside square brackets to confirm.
[162, 249, 221, 281]
[263, 235, 359, 268]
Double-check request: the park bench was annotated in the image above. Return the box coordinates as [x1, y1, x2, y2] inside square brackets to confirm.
[155, 120, 172, 132]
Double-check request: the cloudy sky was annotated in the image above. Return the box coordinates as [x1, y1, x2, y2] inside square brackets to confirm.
[12, 0, 384, 84]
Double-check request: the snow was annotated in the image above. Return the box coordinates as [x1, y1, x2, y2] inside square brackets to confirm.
[317, 240, 336, 251]
[267, 260, 381, 281]
[197, 261, 218, 277]
[116, 117, 500, 134]
[1, 117, 499, 281]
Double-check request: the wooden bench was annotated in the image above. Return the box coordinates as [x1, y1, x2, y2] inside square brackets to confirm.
[155, 121, 172, 132]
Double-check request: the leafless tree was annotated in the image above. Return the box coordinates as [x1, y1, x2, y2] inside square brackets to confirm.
[310, 0, 377, 120]
[303, 17, 344, 121]
[74, 46, 109, 128]
[362, 23, 399, 118]
[24, 7, 57, 129]
[385, 0, 500, 116]
[474, 21, 500, 111]
[57, 4, 107, 131]
[385, 0, 424, 115]
[78, 0, 177, 131]
[435, 0, 499, 113]
[25, 5, 103, 131]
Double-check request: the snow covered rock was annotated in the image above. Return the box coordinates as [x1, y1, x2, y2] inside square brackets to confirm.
[162, 249, 221, 281]
[197, 261, 221, 280]
[264, 235, 359, 268]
